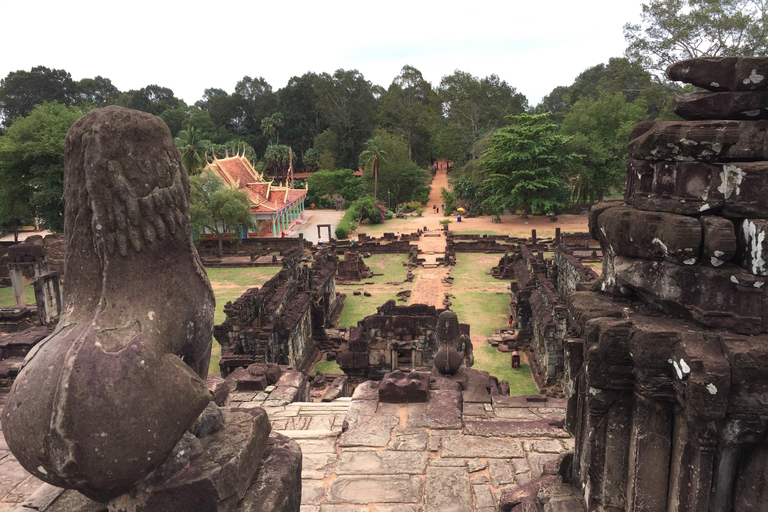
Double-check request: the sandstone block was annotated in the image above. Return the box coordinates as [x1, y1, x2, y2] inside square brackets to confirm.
[326, 476, 422, 504]
[441, 435, 524, 458]
[667, 57, 768, 91]
[673, 91, 768, 120]
[720, 161, 768, 217]
[611, 256, 768, 334]
[238, 434, 302, 512]
[597, 206, 702, 265]
[739, 219, 768, 275]
[335, 450, 428, 475]
[627, 120, 768, 161]
[378, 370, 429, 403]
[700, 216, 737, 267]
[624, 159, 724, 215]
[424, 467, 472, 512]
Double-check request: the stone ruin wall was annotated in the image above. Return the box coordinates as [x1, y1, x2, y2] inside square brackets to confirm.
[214, 249, 343, 376]
[337, 301, 470, 381]
[196, 235, 308, 259]
[553, 57, 768, 512]
[551, 245, 600, 298]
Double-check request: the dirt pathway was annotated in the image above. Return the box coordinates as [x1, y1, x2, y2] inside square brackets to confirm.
[408, 169, 452, 307]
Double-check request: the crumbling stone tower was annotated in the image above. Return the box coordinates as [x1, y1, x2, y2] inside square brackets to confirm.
[565, 57, 768, 511]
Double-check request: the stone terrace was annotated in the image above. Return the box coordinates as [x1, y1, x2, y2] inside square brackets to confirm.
[233, 386, 572, 512]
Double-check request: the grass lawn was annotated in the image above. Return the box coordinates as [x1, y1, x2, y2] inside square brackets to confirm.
[206, 266, 281, 375]
[336, 254, 412, 329]
[355, 216, 426, 237]
[450, 254, 510, 337]
[0, 283, 35, 307]
[474, 345, 539, 396]
[313, 358, 344, 375]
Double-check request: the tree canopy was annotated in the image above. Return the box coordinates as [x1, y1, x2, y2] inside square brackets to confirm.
[624, 0, 768, 75]
[189, 171, 254, 257]
[480, 114, 576, 217]
[0, 102, 90, 233]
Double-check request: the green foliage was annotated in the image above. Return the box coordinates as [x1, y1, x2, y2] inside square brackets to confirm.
[0, 67, 79, 127]
[439, 219, 453, 226]
[264, 144, 294, 180]
[625, 0, 768, 76]
[335, 202, 359, 239]
[306, 169, 364, 208]
[441, 188, 457, 211]
[438, 71, 529, 164]
[315, 69, 377, 169]
[561, 91, 649, 202]
[260, 112, 284, 145]
[189, 171, 254, 257]
[0, 102, 90, 232]
[304, 147, 321, 172]
[175, 127, 212, 175]
[378, 65, 440, 166]
[480, 113, 576, 217]
[355, 196, 385, 224]
[361, 130, 430, 206]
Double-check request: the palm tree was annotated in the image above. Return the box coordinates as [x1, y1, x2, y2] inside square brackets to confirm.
[360, 137, 387, 201]
[174, 127, 212, 175]
[260, 112, 284, 145]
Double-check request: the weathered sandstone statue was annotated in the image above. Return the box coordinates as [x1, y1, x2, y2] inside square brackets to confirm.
[2, 106, 215, 501]
[433, 310, 473, 375]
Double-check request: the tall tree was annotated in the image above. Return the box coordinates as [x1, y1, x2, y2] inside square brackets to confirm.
[0, 102, 90, 232]
[481, 114, 575, 218]
[561, 92, 649, 202]
[0, 67, 79, 127]
[189, 171, 254, 257]
[378, 65, 438, 165]
[625, 0, 768, 76]
[76, 76, 120, 107]
[361, 130, 430, 206]
[360, 136, 387, 201]
[260, 112, 284, 145]
[315, 69, 377, 169]
[438, 71, 528, 165]
[277, 73, 325, 160]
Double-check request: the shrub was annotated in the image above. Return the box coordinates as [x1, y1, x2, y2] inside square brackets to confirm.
[335, 203, 359, 239]
[415, 207, 425, 217]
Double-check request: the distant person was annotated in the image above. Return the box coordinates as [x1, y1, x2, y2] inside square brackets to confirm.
[508, 315, 514, 328]
[397, 232, 401, 241]
[441, 204, 445, 212]
[318, 237, 323, 248]
[311, 203, 315, 210]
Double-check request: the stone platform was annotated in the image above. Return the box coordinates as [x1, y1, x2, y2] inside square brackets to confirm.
[1, 387, 572, 511]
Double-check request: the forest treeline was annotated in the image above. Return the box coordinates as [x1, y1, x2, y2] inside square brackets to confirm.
[1, 0, 765, 233]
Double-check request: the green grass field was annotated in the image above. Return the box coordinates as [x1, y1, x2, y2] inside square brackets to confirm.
[206, 266, 281, 374]
[474, 345, 539, 396]
[0, 284, 35, 307]
[336, 254, 412, 329]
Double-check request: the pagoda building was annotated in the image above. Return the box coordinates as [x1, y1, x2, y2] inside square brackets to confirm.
[205, 152, 307, 237]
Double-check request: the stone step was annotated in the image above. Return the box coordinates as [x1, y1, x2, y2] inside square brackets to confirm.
[274, 429, 341, 439]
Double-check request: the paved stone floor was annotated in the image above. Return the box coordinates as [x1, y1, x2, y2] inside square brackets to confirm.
[232, 385, 572, 512]
[0, 387, 572, 512]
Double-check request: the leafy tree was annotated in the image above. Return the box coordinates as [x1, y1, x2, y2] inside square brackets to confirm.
[260, 112, 284, 145]
[438, 71, 528, 164]
[361, 130, 430, 206]
[196, 88, 243, 133]
[315, 69, 377, 168]
[306, 169, 364, 208]
[0, 67, 79, 127]
[175, 127, 212, 175]
[378, 65, 438, 165]
[189, 171, 254, 257]
[120, 85, 185, 116]
[481, 114, 576, 218]
[277, 73, 325, 158]
[360, 137, 387, 201]
[233, 76, 277, 154]
[625, 0, 768, 76]
[304, 148, 321, 172]
[561, 91, 649, 202]
[76, 76, 120, 107]
[0, 102, 90, 232]
[264, 144, 294, 182]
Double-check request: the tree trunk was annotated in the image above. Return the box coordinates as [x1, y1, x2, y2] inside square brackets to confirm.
[521, 205, 531, 219]
[374, 158, 379, 202]
[216, 232, 223, 258]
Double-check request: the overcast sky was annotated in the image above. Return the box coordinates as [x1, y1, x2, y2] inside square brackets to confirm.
[3, 0, 647, 106]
